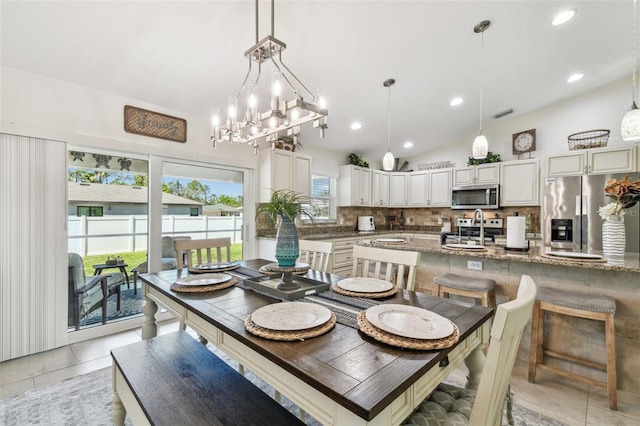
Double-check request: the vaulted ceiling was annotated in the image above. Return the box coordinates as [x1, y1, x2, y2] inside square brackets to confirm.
[1, 1, 633, 161]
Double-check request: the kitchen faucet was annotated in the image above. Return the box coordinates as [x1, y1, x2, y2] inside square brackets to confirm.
[473, 208, 485, 245]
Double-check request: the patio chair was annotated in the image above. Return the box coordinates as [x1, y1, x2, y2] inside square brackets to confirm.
[403, 275, 537, 426]
[132, 235, 191, 293]
[351, 245, 420, 290]
[68, 253, 123, 330]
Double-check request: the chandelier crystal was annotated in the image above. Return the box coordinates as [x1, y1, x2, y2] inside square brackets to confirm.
[210, 0, 328, 151]
[621, 0, 640, 142]
[472, 20, 491, 160]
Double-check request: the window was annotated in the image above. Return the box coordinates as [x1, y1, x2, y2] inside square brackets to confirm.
[190, 207, 199, 216]
[310, 174, 337, 222]
[77, 206, 103, 217]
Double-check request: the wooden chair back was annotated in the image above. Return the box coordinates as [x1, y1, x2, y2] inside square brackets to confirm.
[174, 238, 232, 269]
[351, 245, 420, 290]
[469, 275, 537, 426]
[298, 240, 333, 272]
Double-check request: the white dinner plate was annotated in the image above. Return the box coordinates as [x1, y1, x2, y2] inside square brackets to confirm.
[192, 261, 240, 271]
[546, 251, 604, 260]
[375, 238, 406, 244]
[336, 277, 394, 293]
[251, 302, 332, 331]
[365, 304, 455, 340]
[174, 273, 232, 286]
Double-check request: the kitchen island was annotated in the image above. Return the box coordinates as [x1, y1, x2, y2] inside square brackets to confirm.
[366, 237, 640, 393]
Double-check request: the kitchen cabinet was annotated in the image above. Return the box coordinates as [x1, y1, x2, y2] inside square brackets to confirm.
[390, 169, 452, 207]
[453, 163, 500, 186]
[258, 149, 312, 202]
[331, 236, 361, 276]
[500, 159, 539, 206]
[545, 145, 636, 177]
[371, 170, 390, 207]
[338, 165, 371, 206]
[389, 173, 408, 207]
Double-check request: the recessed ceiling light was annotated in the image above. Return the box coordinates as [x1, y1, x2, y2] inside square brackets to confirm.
[552, 9, 576, 26]
[350, 122, 362, 130]
[403, 141, 414, 149]
[449, 97, 464, 107]
[567, 73, 584, 83]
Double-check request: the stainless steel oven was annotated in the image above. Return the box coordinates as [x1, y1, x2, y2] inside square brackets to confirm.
[451, 184, 499, 209]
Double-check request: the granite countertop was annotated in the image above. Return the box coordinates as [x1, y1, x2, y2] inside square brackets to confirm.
[367, 238, 640, 273]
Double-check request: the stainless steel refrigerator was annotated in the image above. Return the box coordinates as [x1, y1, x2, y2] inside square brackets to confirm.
[543, 173, 640, 253]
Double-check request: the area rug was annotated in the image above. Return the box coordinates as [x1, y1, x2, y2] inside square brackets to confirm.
[81, 287, 144, 327]
[1, 346, 566, 426]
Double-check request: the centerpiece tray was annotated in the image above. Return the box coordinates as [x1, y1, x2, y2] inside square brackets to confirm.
[241, 274, 331, 301]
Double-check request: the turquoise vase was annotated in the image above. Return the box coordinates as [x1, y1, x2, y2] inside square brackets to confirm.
[275, 215, 299, 267]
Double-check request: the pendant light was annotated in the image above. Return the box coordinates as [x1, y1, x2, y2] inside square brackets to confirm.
[382, 78, 396, 171]
[472, 20, 491, 159]
[621, 0, 640, 142]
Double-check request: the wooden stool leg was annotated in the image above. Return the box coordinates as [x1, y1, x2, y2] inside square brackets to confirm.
[528, 300, 542, 382]
[605, 313, 617, 410]
[432, 283, 440, 298]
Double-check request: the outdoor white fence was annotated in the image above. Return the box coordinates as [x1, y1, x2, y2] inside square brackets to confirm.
[68, 214, 243, 256]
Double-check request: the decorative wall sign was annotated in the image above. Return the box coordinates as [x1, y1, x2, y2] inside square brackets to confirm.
[124, 105, 187, 143]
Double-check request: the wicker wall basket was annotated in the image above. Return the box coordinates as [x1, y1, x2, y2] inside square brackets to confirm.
[567, 129, 609, 150]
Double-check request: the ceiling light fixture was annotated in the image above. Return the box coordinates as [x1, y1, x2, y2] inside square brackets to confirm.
[404, 141, 414, 149]
[210, 0, 328, 152]
[621, 0, 640, 142]
[350, 122, 362, 130]
[567, 72, 584, 83]
[382, 78, 396, 171]
[472, 20, 491, 160]
[449, 97, 464, 107]
[552, 9, 576, 26]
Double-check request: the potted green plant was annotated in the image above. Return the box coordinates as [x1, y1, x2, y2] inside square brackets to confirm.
[256, 190, 315, 267]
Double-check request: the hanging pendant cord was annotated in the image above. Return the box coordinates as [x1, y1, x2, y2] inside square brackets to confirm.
[387, 84, 392, 152]
[479, 30, 484, 135]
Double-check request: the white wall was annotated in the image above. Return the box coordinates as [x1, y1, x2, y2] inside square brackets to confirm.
[0, 66, 258, 170]
[410, 75, 637, 169]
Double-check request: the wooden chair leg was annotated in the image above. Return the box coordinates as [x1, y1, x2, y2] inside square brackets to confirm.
[432, 283, 440, 297]
[605, 313, 617, 410]
[528, 300, 542, 382]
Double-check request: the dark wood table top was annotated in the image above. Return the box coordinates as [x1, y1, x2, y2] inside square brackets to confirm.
[139, 259, 493, 421]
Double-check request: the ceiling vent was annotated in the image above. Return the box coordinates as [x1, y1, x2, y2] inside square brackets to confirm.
[493, 108, 514, 119]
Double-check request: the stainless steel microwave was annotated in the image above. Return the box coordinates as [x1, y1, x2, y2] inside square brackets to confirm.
[451, 184, 500, 209]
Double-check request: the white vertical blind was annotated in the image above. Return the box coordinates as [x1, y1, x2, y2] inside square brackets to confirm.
[0, 133, 67, 361]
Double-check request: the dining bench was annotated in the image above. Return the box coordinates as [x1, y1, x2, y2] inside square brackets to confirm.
[110, 330, 304, 426]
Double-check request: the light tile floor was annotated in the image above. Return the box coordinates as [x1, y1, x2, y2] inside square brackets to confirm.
[1, 321, 639, 426]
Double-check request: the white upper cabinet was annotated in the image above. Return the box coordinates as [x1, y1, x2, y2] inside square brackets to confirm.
[453, 163, 500, 186]
[390, 169, 452, 207]
[389, 173, 408, 207]
[338, 165, 372, 206]
[545, 145, 636, 176]
[259, 149, 312, 202]
[371, 170, 390, 207]
[500, 159, 539, 206]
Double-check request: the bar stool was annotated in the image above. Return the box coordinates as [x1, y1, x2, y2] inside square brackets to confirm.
[528, 287, 617, 410]
[432, 273, 497, 310]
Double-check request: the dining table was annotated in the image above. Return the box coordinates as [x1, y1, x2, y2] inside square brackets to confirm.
[137, 259, 493, 426]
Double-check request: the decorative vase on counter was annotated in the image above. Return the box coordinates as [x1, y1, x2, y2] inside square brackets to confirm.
[275, 214, 299, 267]
[602, 216, 625, 257]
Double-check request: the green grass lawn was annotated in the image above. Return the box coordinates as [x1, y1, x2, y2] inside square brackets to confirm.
[80, 243, 243, 277]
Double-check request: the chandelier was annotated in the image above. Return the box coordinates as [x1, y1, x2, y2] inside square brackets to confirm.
[472, 20, 491, 159]
[210, 0, 328, 151]
[621, 0, 640, 142]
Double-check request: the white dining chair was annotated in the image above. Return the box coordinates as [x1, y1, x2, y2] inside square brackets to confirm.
[298, 239, 333, 272]
[174, 237, 232, 269]
[351, 245, 420, 290]
[403, 275, 537, 426]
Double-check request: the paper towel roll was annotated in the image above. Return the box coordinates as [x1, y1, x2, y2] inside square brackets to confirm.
[507, 216, 526, 249]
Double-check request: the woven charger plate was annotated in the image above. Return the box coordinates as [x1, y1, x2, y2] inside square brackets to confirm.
[332, 283, 398, 299]
[188, 263, 241, 274]
[245, 312, 336, 341]
[540, 253, 608, 264]
[259, 263, 310, 275]
[170, 276, 237, 293]
[357, 311, 459, 350]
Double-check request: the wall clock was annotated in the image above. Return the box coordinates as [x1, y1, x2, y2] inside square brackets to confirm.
[512, 129, 536, 155]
